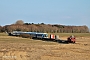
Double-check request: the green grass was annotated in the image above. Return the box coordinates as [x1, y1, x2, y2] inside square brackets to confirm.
[48, 33, 90, 37]
[0, 33, 90, 45]
[0, 33, 8, 36]
[0, 32, 90, 37]
[0, 33, 58, 45]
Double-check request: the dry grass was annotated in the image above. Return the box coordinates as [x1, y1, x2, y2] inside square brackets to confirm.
[0, 33, 90, 60]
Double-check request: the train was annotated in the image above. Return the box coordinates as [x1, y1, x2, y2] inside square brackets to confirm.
[8, 31, 76, 43]
[8, 31, 48, 39]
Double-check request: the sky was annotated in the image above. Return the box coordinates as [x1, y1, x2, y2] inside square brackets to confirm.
[0, 0, 90, 28]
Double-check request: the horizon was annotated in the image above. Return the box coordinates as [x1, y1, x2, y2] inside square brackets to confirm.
[0, 0, 90, 28]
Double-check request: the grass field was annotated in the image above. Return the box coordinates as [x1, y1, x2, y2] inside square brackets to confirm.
[48, 33, 90, 37]
[0, 33, 90, 60]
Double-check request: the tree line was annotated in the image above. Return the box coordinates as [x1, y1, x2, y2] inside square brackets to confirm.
[0, 20, 89, 33]
[0, 24, 89, 33]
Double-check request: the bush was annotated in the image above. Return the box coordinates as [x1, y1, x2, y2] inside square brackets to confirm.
[19, 34, 32, 39]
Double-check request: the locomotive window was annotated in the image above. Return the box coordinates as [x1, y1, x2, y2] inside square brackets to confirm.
[44, 34, 48, 37]
[37, 34, 42, 36]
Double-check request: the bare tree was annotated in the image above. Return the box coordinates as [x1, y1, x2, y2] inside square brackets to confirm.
[2, 23, 89, 33]
[15, 20, 24, 25]
[0, 26, 2, 32]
